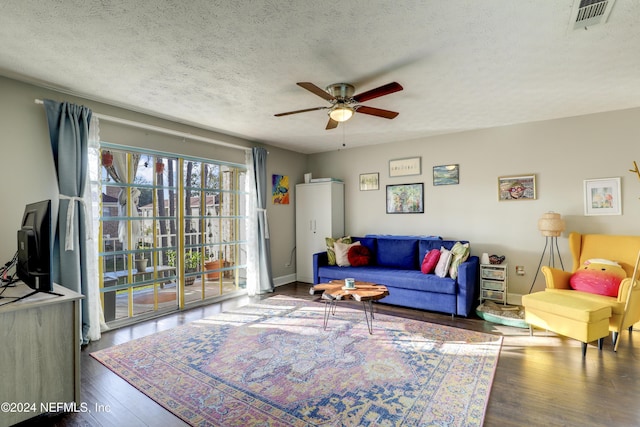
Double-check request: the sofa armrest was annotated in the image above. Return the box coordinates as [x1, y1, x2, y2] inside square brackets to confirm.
[456, 255, 479, 316]
[541, 266, 572, 289]
[313, 251, 329, 284]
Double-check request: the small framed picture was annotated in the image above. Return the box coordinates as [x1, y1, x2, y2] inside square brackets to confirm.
[386, 183, 424, 214]
[498, 174, 536, 201]
[359, 172, 379, 191]
[272, 174, 289, 204]
[389, 157, 421, 177]
[584, 177, 621, 216]
[433, 164, 459, 186]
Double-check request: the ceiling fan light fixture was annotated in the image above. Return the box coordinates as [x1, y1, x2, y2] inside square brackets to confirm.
[329, 104, 354, 122]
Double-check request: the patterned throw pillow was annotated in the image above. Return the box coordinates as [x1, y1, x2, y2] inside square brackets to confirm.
[325, 236, 352, 265]
[449, 242, 470, 279]
[435, 247, 453, 278]
[421, 249, 441, 274]
[334, 241, 361, 267]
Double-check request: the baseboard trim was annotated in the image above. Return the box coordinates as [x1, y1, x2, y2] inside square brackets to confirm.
[274, 273, 297, 287]
[508, 293, 524, 306]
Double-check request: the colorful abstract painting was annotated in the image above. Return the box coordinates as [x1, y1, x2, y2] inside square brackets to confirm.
[272, 174, 289, 204]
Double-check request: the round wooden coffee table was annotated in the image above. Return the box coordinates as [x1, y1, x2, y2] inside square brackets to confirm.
[311, 280, 389, 334]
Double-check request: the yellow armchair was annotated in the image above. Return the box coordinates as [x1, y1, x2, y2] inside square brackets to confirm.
[540, 232, 640, 351]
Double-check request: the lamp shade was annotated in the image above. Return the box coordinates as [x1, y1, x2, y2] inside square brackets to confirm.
[537, 212, 565, 237]
[329, 104, 354, 122]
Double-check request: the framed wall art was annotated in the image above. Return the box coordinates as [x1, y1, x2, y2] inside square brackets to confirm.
[389, 157, 421, 177]
[498, 174, 536, 201]
[584, 177, 621, 216]
[272, 174, 289, 204]
[433, 164, 459, 186]
[386, 183, 424, 214]
[359, 172, 379, 191]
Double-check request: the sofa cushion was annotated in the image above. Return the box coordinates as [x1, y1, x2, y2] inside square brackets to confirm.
[449, 242, 470, 279]
[376, 238, 418, 269]
[418, 237, 444, 255]
[317, 265, 457, 294]
[326, 236, 351, 265]
[334, 241, 360, 267]
[348, 244, 371, 267]
[435, 247, 453, 278]
[421, 249, 441, 274]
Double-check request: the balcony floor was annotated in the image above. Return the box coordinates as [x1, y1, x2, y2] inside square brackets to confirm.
[109, 276, 244, 323]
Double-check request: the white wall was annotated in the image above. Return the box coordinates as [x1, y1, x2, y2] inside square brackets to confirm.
[308, 109, 640, 301]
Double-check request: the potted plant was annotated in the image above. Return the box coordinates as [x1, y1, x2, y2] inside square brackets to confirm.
[166, 250, 201, 286]
[205, 250, 223, 280]
[135, 243, 150, 272]
[184, 250, 202, 286]
[135, 226, 153, 272]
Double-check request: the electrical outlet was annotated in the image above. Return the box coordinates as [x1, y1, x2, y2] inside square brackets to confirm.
[516, 265, 525, 276]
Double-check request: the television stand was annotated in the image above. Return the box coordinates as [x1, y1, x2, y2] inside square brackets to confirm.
[0, 282, 83, 425]
[0, 287, 63, 306]
[12, 288, 64, 302]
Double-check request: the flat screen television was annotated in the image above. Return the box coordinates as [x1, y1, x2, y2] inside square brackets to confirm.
[16, 199, 53, 292]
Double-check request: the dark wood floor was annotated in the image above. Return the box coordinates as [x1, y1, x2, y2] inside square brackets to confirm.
[17, 282, 640, 427]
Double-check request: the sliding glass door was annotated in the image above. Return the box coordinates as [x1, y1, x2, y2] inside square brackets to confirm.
[98, 145, 247, 326]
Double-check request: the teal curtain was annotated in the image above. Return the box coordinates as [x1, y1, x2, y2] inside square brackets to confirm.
[44, 100, 93, 344]
[252, 147, 274, 294]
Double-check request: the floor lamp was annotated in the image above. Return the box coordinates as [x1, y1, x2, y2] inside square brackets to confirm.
[528, 212, 565, 294]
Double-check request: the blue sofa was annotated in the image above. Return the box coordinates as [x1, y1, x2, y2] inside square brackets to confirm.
[313, 235, 479, 317]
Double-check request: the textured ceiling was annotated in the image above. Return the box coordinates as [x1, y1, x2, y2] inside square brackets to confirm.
[1, 1, 639, 154]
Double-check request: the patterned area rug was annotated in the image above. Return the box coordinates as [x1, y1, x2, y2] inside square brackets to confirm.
[91, 296, 502, 426]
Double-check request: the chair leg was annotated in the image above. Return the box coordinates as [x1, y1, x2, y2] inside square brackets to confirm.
[598, 337, 604, 351]
[582, 342, 587, 357]
[612, 331, 619, 348]
[629, 325, 634, 332]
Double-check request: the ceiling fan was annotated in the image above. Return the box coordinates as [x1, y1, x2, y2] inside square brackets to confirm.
[274, 81, 403, 130]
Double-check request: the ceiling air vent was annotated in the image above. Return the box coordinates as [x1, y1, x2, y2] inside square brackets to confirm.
[570, 0, 616, 30]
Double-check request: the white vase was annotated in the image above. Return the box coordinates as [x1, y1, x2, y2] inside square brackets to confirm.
[481, 253, 490, 265]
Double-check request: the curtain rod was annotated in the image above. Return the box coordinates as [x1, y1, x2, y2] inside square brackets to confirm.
[34, 99, 250, 152]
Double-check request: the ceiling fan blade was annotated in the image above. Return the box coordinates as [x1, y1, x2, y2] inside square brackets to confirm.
[274, 106, 328, 117]
[353, 82, 403, 103]
[356, 106, 399, 119]
[326, 117, 339, 130]
[297, 82, 336, 101]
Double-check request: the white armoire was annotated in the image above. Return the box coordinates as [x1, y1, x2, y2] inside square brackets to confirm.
[295, 181, 344, 283]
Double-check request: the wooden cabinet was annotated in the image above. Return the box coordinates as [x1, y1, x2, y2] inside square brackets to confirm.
[295, 181, 344, 283]
[480, 264, 508, 304]
[0, 283, 83, 426]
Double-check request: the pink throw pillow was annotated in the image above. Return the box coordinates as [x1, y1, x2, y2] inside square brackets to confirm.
[421, 249, 441, 274]
[569, 259, 626, 297]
